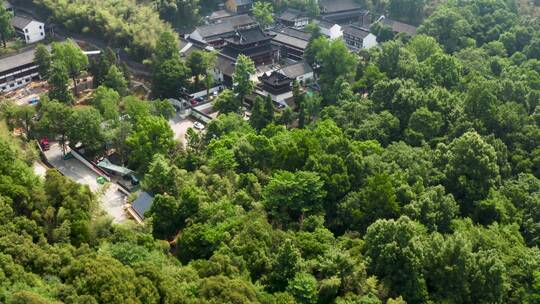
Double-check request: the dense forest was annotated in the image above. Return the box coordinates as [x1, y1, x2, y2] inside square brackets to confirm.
[2, 0, 540, 303]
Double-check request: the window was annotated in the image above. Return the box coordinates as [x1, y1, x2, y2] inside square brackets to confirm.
[25, 28, 28, 33]
[17, 81, 22, 85]
[26, 35, 30, 40]
[41, 32, 43, 36]
[39, 25, 42, 29]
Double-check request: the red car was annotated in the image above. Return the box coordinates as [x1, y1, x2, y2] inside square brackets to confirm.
[39, 138, 50, 151]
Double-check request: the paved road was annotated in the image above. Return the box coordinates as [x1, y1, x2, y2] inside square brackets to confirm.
[43, 143, 127, 223]
[101, 184, 128, 223]
[44, 143, 101, 191]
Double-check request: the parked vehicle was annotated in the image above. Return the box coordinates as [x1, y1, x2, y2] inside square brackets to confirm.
[28, 97, 39, 105]
[190, 96, 205, 106]
[130, 175, 139, 186]
[275, 102, 286, 109]
[39, 138, 50, 151]
[194, 122, 205, 130]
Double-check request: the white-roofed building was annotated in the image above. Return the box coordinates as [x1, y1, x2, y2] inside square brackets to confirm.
[11, 15, 45, 44]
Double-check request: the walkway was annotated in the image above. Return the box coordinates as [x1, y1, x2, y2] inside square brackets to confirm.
[43, 143, 127, 223]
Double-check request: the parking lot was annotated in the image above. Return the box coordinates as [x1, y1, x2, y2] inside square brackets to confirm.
[169, 113, 197, 145]
[43, 142, 127, 223]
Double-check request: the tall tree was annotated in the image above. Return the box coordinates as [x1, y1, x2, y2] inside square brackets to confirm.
[213, 89, 240, 114]
[152, 57, 190, 99]
[252, 2, 274, 28]
[306, 0, 320, 18]
[154, 31, 180, 65]
[266, 239, 303, 291]
[443, 131, 501, 215]
[52, 40, 89, 96]
[263, 170, 326, 225]
[187, 50, 216, 95]
[250, 96, 267, 130]
[263, 95, 275, 125]
[126, 115, 175, 172]
[34, 44, 52, 79]
[0, 4, 13, 48]
[48, 61, 74, 104]
[187, 50, 206, 87]
[103, 65, 128, 96]
[338, 173, 400, 232]
[314, 38, 358, 103]
[36, 100, 73, 155]
[202, 51, 217, 97]
[418, 7, 472, 53]
[388, 0, 425, 25]
[155, 0, 201, 29]
[295, 89, 308, 128]
[364, 216, 428, 303]
[89, 48, 117, 87]
[250, 95, 274, 130]
[67, 107, 105, 156]
[91, 86, 120, 121]
[233, 55, 256, 106]
[152, 31, 189, 99]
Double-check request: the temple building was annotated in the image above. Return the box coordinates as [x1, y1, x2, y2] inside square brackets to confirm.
[220, 27, 277, 66]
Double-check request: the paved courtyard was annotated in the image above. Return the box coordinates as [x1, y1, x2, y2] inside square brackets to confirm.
[169, 113, 196, 145]
[43, 143, 127, 223]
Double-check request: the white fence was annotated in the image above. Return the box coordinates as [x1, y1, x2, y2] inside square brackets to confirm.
[69, 148, 111, 182]
[190, 85, 224, 98]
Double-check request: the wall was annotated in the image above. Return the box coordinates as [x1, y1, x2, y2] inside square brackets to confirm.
[296, 71, 314, 84]
[363, 33, 378, 49]
[190, 85, 224, 98]
[329, 25, 343, 40]
[0, 71, 37, 92]
[24, 21, 45, 44]
[294, 18, 309, 28]
[189, 30, 205, 43]
[255, 88, 293, 103]
[70, 149, 111, 182]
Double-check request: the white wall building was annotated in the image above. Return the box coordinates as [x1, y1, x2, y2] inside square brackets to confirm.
[342, 25, 378, 50]
[316, 20, 343, 40]
[11, 16, 45, 44]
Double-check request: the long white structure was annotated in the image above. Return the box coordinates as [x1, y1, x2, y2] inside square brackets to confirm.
[0, 47, 42, 92]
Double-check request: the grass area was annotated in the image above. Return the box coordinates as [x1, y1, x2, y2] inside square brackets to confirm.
[0, 39, 26, 56]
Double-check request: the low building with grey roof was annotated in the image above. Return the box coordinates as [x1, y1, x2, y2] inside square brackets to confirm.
[377, 15, 417, 36]
[319, 0, 370, 25]
[0, 45, 49, 92]
[278, 8, 310, 28]
[189, 14, 256, 46]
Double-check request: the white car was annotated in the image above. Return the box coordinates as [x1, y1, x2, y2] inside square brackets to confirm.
[193, 122, 205, 130]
